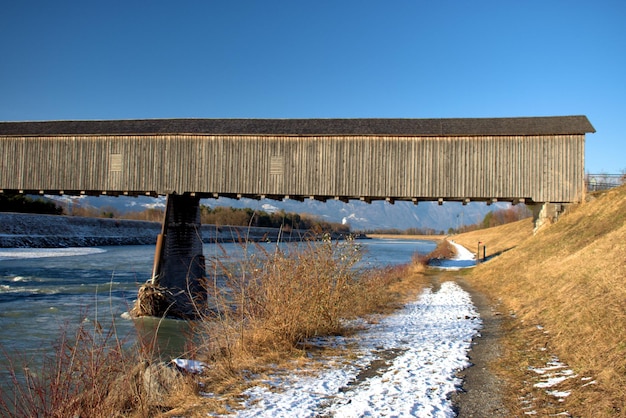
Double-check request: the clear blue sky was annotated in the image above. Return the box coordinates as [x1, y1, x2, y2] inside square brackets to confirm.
[1, 1, 624, 173]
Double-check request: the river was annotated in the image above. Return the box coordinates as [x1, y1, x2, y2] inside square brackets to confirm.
[0, 238, 436, 379]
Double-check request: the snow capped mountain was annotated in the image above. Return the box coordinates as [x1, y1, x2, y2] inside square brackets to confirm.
[260, 203, 280, 213]
[204, 197, 506, 233]
[43, 195, 509, 233]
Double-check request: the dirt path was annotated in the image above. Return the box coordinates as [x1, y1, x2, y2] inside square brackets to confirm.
[450, 276, 509, 417]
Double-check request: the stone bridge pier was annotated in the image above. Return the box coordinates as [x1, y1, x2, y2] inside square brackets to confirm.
[532, 202, 567, 233]
[133, 194, 206, 319]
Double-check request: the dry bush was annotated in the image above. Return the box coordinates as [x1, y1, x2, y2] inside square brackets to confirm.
[412, 239, 457, 265]
[198, 239, 365, 352]
[0, 315, 195, 418]
[190, 237, 428, 400]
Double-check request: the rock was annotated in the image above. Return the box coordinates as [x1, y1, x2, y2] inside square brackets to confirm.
[143, 362, 184, 406]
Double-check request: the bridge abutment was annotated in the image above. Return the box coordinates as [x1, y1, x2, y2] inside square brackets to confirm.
[532, 202, 566, 233]
[133, 194, 206, 319]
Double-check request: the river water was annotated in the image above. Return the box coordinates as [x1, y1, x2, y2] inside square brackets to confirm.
[0, 239, 436, 376]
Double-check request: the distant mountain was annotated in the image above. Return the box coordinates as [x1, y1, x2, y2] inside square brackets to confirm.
[44, 194, 510, 233]
[214, 197, 509, 233]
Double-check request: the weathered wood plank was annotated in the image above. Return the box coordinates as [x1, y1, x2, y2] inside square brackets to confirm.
[0, 129, 589, 203]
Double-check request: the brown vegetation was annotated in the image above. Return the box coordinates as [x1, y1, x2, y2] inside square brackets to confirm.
[0, 317, 191, 417]
[451, 217, 534, 258]
[200, 206, 349, 234]
[68, 202, 164, 222]
[1, 237, 430, 417]
[451, 204, 532, 234]
[454, 185, 626, 416]
[417, 238, 457, 263]
[66, 202, 350, 235]
[180, 239, 429, 414]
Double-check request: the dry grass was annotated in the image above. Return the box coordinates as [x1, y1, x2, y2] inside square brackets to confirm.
[0, 237, 435, 416]
[455, 186, 626, 416]
[451, 216, 534, 258]
[168, 238, 430, 415]
[422, 238, 457, 261]
[0, 316, 195, 418]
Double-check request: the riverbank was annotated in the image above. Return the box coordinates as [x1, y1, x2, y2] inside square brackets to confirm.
[0, 212, 349, 248]
[0, 235, 436, 416]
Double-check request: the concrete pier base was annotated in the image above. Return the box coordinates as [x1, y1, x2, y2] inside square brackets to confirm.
[133, 194, 206, 319]
[532, 202, 566, 234]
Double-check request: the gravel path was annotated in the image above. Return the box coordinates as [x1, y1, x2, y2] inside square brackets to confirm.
[452, 277, 509, 417]
[211, 280, 485, 417]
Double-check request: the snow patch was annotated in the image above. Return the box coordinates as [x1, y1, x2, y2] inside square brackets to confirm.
[261, 203, 279, 213]
[218, 281, 482, 417]
[172, 358, 207, 374]
[0, 247, 106, 261]
[530, 357, 577, 389]
[429, 241, 476, 270]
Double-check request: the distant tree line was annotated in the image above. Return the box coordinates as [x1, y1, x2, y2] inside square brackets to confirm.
[200, 206, 350, 234]
[365, 205, 532, 236]
[0, 194, 349, 234]
[448, 205, 532, 234]
[0, 193, 63, 215]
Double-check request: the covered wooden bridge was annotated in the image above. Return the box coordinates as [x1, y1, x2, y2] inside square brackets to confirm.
[0, 116, 594, 204]
[0, 116, 596, 317]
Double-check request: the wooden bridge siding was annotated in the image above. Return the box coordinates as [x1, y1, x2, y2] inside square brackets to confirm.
[0, 133, 584, 202]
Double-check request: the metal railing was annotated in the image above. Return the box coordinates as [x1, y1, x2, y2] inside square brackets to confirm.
[585, 174, 625, 191]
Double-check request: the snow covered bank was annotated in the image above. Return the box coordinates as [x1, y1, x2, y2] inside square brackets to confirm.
[217, 281, 482, 417]
[0, 212, 340, 248]
[0, 212, 160, 247]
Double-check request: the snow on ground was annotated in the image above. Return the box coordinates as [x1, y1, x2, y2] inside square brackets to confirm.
[217, 278, 482, 417]
[520, 353, 591, 415]
[428, 241, 476, 270]
[0, 247, 106, 260]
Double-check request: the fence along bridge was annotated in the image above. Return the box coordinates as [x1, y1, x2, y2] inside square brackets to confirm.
[0, 116, 595, 317]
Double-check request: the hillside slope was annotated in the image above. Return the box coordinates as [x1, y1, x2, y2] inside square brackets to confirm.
[456, 186, 626, 416]
[451, 217, 534, 258]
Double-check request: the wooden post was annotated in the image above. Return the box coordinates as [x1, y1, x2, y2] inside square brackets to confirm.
[150, 233, 164, 284]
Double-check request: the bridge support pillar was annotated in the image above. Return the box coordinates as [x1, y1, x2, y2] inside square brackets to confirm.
[532, 202, 565, 234]
[132, 194, 206, 319]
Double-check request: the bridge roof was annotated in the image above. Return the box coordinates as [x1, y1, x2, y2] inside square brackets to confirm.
[0, 115, 594, 137]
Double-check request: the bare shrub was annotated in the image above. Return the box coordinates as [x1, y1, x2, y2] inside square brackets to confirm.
[192, 237, 424, 396]
[0, 315, 193, 417]
[418, 239, 456, 264]
[201, 238, 363, 350]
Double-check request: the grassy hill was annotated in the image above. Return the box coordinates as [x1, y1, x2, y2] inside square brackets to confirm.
[453, 185, 626, 416]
